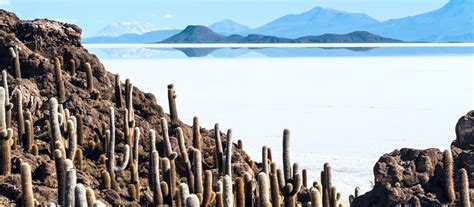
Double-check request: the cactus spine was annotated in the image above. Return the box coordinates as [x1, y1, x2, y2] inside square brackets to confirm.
[223, 175, 233, 207]
[214, 123, 224, 175]
[54, 57, 66, 103]
[258, 172, 271, 207]
[168, 84, 179, 126]
[114, 74, 122, 108]
[0, 87, 12, 176]
[225, 129, 233, 176]
[21, 162, 34, 207]
[193, 116, 202, 151]
[9, 46, 21, 79]
[459, 168, 471, 207]
[442, 150, 455, 203]
[75, 184, 87, 207]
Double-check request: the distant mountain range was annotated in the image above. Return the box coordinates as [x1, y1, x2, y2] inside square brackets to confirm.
[95, 22, 165, 37]
[85, 0, 473, 43]
[160, 25, 402, 43]
[209, 19, 250, 35]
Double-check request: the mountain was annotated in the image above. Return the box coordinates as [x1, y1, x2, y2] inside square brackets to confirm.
[83, 29, 181, 43]
[245, 7, 380, 38]
[209, 19, 250, 35]
[362, 0, 474, 41]
[160, 25, 402, 43]
[95, 22, 165, 37]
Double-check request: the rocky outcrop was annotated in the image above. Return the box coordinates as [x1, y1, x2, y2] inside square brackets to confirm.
[0, 9, 256, 205]
[353, 111, 474, 207]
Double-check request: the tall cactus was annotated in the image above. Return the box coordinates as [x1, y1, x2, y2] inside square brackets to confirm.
[9, 46, 21, 79]
[86, 187, 96, 206]
[14, 89, 24, 148]
[21, 162, 34, 207]
[202, 170, 215, 207]
[193, 148, 203, 196]
[49, 98, 64, 155]
[224, 129, 233, 176]
[177, 127, 194, 193]
[283, 129, 291, 180]
[214, 123, 224, 175]
[64, 160, 77, 207]
[262, 146, 269, 175]
[235, 177, 245, 207]
[193, 116, 202, 151]
[54, 58, 66, 103]
[125, 79, 134, 121]
[68, 59, 76, 76]
[85, 63, 93, 92]
[186, 194, 201, 207]
[100, 170, 111, 190]
[106, 107, 130, 190]
[114, 74, 123, 108]
[310, 188, 322, 207]
[0, 87, 12, 176]
[76, 113, 84, 146]
[179, 183, 190, 207]
[2, 71, 12, 128]
[54, 149, 66, 205]
[459, 168, 471, 207]
[442, 150, 455, 203]
[244, 173, 254, 207]
[280, 129, 302, 207]
[161, 117, 174, 158]
[167, 84, 179, 126]
[270, 162, 281, 207]
[258, 172, 271, 207]
[223, 175, 233, 207]
[67, 119, 77, 161]
[162, 157, 175, 206]
[151, 150, 163, 206]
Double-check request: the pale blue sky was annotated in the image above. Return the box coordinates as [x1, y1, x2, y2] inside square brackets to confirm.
[1, 0, 450, 37]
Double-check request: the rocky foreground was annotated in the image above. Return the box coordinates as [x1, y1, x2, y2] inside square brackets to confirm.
[0, 9, 472, 207]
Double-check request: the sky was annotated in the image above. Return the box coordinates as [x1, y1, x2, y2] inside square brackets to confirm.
[1, 0, 450, 37]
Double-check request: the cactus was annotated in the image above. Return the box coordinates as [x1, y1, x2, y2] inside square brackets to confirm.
[167, 84, 179, 126]
[177, 127, 194, 192]
[21, 162, 34, 207]
[244, 173, 254, 207]
[215, 192, 224, 207]
[67, 119, 77, 161]
[9, 46, 21, 79]
[214, 123, 224, 175]
[75, 184, 87, 207]
[162, 157, 175, 206]
[85, 62, 93, 92]
[223, 175, 233, 207]
[106, 107, 130, 190]
[330, 187, 337, 207]
[224, 129, 233, 176]
[303, 169, 308, 188]
[93, 200, 107, 207]
[310, 188, 322, 207]
[128, 184, 138, 201]
[68, 59, 76, 76]
[125, 80, 134, 122]
[0, 87, 12, 176]
[258, 172, 271, 207]
[186, 194, 200, 207]
[100, 170, 111, 190]
[123, 109, 132, 154]
[354, 187, 360, 198]
[47, 202, 57, 207]
[442, 150, 455, 203]
[179, 183, 190, 207]
[262, 146, 269, 175]
[459, 168, 471, 207]
[131, 128, 140, 195]
[151, 150, 163, 206]
[14, 89, 24, 148]
[161, 117, 174, 158]
[54, 149, 66, 205]
[76, 148, 84, 170]
[86, 187, 96, 206]
[322, 163, 333, 207]
[235, 177, 245, 207]
[193, 116, 202, 151]
[202, 170, 215, 207]
[76, 113, 84, 146]
[114, 74, 123, 108]
[193, 148, 204, 195]
[237, 139, 243, 150]
[280, 129, 302, 207]
[2, 71, 12, 128]
[24, 116, 33, 152]
[54, 57, 66, 103]
[64, 160, 77, 207]
[49, 98, 65, 155]
[270, 162, 280, 207]
[31, 144, 38, 156]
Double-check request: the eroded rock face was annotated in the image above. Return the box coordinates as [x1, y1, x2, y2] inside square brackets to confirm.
[353, 111, 474, 207]
[0, 9, 257, 205]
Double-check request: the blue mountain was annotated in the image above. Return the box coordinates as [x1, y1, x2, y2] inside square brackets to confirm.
[246, 7, 380, 38]
[362, 0, 474, 41]
[83, 29, 181, 43]
[209, 19, 250, 35]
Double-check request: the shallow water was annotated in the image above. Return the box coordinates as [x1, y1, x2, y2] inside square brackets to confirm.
[89, 46, 473, 198]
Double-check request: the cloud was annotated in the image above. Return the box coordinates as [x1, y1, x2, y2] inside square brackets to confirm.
[162, 13, 174, 18]
[0, 0, 10, 5]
